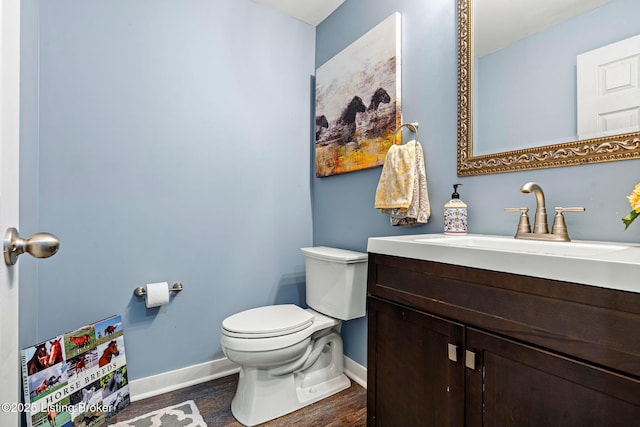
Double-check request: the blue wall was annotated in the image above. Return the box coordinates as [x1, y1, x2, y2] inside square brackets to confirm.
[315, 0, 640, 366]
[20, 0, 315, 380]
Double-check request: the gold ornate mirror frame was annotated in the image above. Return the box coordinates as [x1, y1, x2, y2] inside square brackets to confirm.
[457, 0, 640, 176]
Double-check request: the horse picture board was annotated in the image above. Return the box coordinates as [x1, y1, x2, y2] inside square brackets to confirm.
[20, 314, 130, 427]
[315, 12, 402, 177]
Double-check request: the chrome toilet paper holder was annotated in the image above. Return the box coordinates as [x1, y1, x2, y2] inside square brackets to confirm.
[133, 282, 184, 297]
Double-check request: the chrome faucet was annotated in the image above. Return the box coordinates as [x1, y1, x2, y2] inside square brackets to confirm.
[504, 182, 585, 242]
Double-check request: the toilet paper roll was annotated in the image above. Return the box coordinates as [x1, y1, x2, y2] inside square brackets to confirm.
[145, 282, 170, 308]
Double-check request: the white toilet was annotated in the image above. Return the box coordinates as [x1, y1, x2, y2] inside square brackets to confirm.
[220, 246, 368, 426]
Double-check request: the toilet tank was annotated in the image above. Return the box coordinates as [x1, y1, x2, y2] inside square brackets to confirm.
[301, 246, 368, 320]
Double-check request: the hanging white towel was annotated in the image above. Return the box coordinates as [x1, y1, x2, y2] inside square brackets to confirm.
[375, 140, 430, 226]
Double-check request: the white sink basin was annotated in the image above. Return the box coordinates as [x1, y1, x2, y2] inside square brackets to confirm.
[415, 235, 628, 257]
[367, 234, 640, 293]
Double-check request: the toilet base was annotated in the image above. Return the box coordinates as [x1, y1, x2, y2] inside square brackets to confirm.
[230, 332, 350, 426]
[296, 371, 350, 404]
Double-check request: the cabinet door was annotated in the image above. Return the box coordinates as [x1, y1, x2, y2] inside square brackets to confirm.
[367, 297, 465, 427]
[466, 328, 640, 427]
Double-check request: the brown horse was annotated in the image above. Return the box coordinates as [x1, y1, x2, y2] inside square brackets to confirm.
[47, 409, 56, 427]
[74, 353, 87, 374]
[68, 334, 91, 350]
[48, 338, 63, 366]
[31, 379, 48, 396]
[104, 325, 117, 336]
[27, 343, 49, 375]
[99, 341, 119, 367]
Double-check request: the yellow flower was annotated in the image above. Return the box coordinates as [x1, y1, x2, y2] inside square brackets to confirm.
[628, 183, 640, 213]
[622, 183, 640, 230]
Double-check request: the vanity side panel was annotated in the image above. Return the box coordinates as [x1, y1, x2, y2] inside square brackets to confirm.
[367, 253, 640, 378]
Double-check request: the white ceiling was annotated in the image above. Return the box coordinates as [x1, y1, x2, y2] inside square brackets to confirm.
[251, 0, 614, 54]
[250, 0, 346, 26]
[475, 0, 614, 56]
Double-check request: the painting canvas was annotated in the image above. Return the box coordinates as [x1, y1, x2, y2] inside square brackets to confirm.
[315, 12, 402, 177]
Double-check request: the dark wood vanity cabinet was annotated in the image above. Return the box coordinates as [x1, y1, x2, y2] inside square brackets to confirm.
[367, 297, 465, 426]
[366, 253, 640, 427]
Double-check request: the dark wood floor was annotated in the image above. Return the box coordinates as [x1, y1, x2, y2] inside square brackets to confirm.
[107, 373, 366, 426]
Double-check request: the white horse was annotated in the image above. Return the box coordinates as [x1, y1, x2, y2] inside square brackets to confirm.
[81, 386, 97, 405]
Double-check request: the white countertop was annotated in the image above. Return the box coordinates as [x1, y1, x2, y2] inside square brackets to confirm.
[367, 233, 640, 294]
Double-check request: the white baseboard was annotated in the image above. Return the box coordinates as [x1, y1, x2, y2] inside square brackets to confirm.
[129, 357, 240, 402]
[344, 356, 367, 388]
[129, 356, 367, 402]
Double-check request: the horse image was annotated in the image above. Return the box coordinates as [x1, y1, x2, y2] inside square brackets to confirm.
[74, 353, 87, 374]
[318, 96, 367, 146]
[81, 386, 97, 405]
[82, 413, 100, 425]
[104, 325, 117, 336]
[47, 409, 56, 427]
[47, 375, 62, 388]
[68, 334, 91, 350]
[367, 87, 390, 111]
[27, 343, 49, 375]
[113, 392, 124, 410]
[48, 338, 63, 366]
[104, 370, 123, 395]
[98, 341, 119, 367]
[337, 96, 366, 126]
[31, 379, 48, 396]
[315, 115, 329, 141]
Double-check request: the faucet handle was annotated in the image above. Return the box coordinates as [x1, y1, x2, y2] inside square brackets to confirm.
[551, 207, 585, 241]
[504, 208, 531, 234]
[554, 207, 585, 213]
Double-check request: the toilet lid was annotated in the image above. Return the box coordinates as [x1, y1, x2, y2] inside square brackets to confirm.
[222, 304, 314, 338]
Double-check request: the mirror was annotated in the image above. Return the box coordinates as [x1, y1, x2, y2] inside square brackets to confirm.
[457, 0, 640, 176]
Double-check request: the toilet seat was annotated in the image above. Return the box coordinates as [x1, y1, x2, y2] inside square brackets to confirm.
[221, 306, 338, 353]
[222, 304, 314, 339]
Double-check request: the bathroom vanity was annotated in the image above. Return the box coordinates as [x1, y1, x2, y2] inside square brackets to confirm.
[366, 234, 640, 426]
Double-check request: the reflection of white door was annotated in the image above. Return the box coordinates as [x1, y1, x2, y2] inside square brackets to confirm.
[577, 34, 640, 140]
[0, 0, 21, 425]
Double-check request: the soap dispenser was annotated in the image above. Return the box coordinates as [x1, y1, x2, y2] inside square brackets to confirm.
[444, 184, 467, 235]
